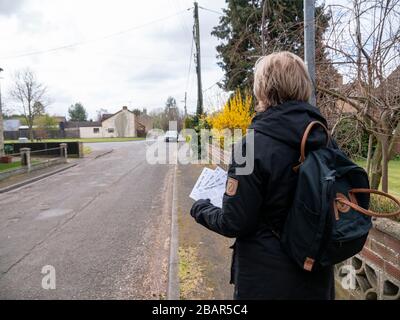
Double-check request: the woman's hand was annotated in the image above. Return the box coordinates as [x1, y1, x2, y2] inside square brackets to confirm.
[190, 199, 211, 219]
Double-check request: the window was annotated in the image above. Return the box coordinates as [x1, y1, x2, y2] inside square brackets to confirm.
[93, 128, 100, 134]
[108, 128, 115, 133]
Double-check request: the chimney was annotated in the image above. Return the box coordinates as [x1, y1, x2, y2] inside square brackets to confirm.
[123, 106, 128, 111]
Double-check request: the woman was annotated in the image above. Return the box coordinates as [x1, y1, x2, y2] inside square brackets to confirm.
[190, 51, 335, 300]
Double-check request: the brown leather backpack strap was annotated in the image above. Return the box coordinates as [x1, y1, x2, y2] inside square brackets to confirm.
[335, 188, 400, 218]
[299, 121, 331, 163]
[293, 121, 331, 172]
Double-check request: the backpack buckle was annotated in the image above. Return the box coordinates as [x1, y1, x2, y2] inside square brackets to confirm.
[304, 257, 315, 272]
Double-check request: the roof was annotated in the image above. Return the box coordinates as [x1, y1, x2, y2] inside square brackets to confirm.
[100, 107, 136, 123]
[137, 114, 152, 121]
[65, 121, 102, 128]
[101, 114, 114, 122]
[65, 107, 137, 128]
[53, 116, 67, 123]
[3, 119, 21, 131]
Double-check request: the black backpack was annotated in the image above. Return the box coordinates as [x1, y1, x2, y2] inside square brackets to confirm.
[280, 121, 400, 272]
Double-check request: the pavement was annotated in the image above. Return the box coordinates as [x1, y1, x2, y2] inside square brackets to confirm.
[0, 140, 174, 299]
[176, 163, 234, 300]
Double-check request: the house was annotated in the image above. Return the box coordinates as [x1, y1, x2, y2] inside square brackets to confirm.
[102, 106, 137, 138]
[64, 121, 103, 139]
[332, 66, 400, 154]
[64, 106, 148, 139]
[3, 119, 21, 132]
[334, 66, 400, 116]
[53, 116, 67, 128]
[3, 119, 21, 140]
[137, 113, 154, 135]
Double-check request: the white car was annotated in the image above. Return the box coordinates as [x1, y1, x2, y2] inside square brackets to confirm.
[18, 137, 29, 143]
[165, 131, 179, 142]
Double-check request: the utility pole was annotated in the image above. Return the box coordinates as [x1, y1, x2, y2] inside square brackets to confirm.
[193, 2, 203, 116]
[304, 0, 316, 106]
[183, 92, 188, 117]
[261, 0, 268, 55]
[0, 68, 4, 157]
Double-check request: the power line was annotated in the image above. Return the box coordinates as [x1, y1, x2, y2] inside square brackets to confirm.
[1, 9, 191, 60]
[203, 78, 223, 93]
[186, 36, 195, 92]
[198, 6, 224, 16]
[170, 0, 193, 37]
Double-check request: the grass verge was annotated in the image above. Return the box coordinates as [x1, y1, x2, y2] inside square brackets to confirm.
[179, 246, 214, 300]
[5, 137, 145, 144]
[0, 162, 22, 172]
[0, 160, 41, 173]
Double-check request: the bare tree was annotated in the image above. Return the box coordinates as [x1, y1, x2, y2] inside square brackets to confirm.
[319, 0, 400, 192]
[96, 108, 109, 122]
[9, 69, 48, 141]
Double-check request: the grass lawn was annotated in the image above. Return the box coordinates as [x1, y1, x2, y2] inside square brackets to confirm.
[357, 160, 400, 197]
[5, 137, 145, 144]
[0, 160, 40, 173]
[0, 161, 22, 172]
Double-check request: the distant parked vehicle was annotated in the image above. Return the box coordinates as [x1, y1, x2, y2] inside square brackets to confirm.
[18, 137, 29, 143]
[165, 131, 179, 142]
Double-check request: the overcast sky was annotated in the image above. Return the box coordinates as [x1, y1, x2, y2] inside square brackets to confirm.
[0, 0, 355, 120]
[0, 0, 227, 119]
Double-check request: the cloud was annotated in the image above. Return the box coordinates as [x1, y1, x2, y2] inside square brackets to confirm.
[129, 66, 179, 85]
[0, 0, 227, 117]
[0, 0, 25, 15]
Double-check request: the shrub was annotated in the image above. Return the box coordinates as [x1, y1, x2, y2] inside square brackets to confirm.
[207, 90, 254, 135]
[207, 90, 255, 148]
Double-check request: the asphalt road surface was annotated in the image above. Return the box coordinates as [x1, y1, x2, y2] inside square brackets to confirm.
[0, 140, 176, 299]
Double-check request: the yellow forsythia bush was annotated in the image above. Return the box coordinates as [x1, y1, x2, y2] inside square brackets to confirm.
[207, 90, 255, 148]
[208, 90, 255, 134]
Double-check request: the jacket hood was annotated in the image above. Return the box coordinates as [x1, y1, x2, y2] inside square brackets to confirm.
[250, 100, 329, 150]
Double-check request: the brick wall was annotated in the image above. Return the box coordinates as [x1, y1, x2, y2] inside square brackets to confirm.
[336, 219, 400, 300]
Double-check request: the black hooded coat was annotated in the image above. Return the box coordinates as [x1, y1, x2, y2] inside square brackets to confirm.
[190, 101, 335, 300]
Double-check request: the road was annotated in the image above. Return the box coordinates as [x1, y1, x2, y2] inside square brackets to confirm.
[0, 140, 175, 299]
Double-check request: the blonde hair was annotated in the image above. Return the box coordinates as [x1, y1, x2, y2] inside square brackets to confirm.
[253, 51, 312, 112]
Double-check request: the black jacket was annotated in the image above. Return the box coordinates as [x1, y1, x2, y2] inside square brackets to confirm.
[190, 101, 335, 300]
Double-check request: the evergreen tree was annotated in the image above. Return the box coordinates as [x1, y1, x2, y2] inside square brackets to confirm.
[212, 0, 332, 91]
[68, 103, 88, 122]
